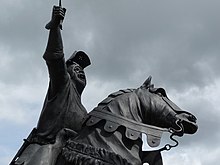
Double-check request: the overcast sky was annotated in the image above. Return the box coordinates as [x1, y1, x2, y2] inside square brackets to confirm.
[1, 0, 220, 164]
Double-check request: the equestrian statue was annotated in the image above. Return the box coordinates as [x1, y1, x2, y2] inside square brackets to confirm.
[10, 2, 198, 165]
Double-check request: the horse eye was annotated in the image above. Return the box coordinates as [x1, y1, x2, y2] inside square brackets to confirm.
[157, 92, 163, 97]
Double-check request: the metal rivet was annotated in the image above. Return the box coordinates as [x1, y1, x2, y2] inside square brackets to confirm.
[108, 125, 112, 129]
[131, 133, 134, 136]
[90, 120, 94, 123]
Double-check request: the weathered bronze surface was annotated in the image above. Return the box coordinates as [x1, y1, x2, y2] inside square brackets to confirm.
[11, 4, 198, 165]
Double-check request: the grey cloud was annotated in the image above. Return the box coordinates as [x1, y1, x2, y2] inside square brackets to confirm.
[1, 1, 220, 165]
[60, 0, 220, 92]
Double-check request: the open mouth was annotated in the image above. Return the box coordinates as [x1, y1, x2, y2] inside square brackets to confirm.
[176, 113, 198, 134]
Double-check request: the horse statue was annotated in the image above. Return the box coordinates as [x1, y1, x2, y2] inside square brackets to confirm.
[52, 76, 198, 165]
[10, 3, 198, 164]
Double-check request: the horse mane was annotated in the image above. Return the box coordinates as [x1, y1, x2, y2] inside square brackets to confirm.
[97, 88, 135, 107]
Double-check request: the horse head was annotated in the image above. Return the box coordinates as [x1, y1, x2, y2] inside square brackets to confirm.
[139, 76, 198, 136]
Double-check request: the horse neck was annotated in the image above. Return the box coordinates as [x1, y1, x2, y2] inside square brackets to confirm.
[74, 90, 144, 164]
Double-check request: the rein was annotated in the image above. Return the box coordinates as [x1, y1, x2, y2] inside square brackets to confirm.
[141, 120, 183, 165]
[159, 119, 183, 152]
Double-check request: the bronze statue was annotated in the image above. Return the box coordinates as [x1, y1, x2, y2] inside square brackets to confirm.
[11, 3, 198, 165]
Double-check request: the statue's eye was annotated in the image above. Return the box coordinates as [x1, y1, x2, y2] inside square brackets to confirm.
[155, 88, 166, 97]
[74, 67, 80, 73]
[157, 92, 163, 97]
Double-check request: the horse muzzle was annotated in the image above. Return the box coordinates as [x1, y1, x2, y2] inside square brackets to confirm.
[175, 112, 198, 134]
[162, 97, 198, 134]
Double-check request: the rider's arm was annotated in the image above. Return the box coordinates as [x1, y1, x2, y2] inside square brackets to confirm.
[43, 6, 68, 98]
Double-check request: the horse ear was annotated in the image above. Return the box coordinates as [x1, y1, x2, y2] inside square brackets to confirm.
[141, 76, 153, 89]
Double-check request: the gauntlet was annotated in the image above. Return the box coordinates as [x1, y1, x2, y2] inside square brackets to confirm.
[45, 6, 66, 30]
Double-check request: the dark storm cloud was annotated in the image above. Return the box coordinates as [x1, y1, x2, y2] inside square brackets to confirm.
[1, 0, 220, 164]
[2, 0, 220, 88]
[60, 0, 220, 92]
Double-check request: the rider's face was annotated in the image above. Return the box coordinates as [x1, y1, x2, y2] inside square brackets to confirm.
[67, 62, 86, 93]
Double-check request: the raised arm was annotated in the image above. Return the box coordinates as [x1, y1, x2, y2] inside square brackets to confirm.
[43, 6, 67, 98]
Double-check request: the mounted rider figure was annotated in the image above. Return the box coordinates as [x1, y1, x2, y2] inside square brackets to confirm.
[11, 4, 91, 165]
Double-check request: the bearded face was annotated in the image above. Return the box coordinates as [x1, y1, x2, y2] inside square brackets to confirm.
[67, 62, 86, 94]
